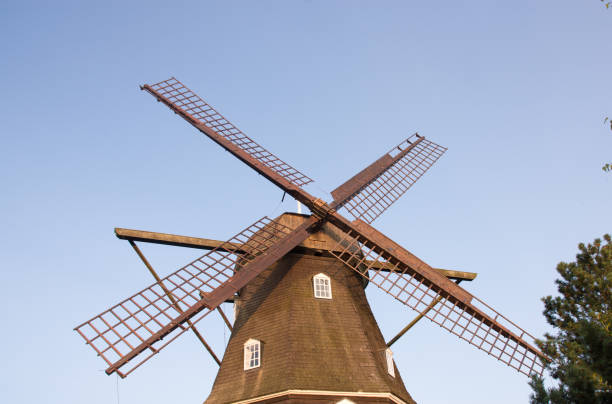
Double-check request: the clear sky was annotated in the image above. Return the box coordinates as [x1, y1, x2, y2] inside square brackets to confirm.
[1, 1, 610, 403]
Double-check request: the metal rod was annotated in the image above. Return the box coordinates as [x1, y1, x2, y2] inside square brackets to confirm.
[128, 240, 221, 366]
[387, 280, 462, 348]
[216, 306, 233, 332]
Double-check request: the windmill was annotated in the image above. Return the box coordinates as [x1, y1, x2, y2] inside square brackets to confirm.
[75, 77, 545, 404]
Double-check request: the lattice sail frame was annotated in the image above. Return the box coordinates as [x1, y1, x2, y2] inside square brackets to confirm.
[330, 229, 545, 377]
[145, 77, 313, 188]
[74, 217, 293, 377]
[341, 135, 447, 224]
[77, 76, 548, 382]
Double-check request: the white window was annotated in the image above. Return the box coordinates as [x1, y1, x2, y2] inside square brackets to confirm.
[243, 339, 261, 370]
[313, 273, 332, 299]
[385, 348, 395, 377]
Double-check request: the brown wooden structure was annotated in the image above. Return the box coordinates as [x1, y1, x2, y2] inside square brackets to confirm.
[74, 77, 546, 403]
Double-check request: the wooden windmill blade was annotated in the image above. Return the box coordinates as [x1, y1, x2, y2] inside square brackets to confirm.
[75, 76, 548, 403]
[331, 134, 447, 224]
[327, 218, 546, 377]
[74, 215, 316, 377]
[139, 78, 546, 376]
[141, 77, 313, 190]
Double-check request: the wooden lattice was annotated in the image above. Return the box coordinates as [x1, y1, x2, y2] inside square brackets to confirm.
[330, 224, 545, 377]
[341, 135, 446, 223]
[74, 216, 292, 377]
[145, 77, 313, 187]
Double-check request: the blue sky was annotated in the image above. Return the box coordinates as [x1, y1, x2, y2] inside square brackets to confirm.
[1, 1, 610, 403]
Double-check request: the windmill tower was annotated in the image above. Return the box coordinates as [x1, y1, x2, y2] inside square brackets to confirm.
[205, 214, 414, 404]
[75, 78, 546, 403]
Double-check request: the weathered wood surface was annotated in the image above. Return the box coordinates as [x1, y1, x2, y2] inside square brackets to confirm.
[115, 224, 477, 282]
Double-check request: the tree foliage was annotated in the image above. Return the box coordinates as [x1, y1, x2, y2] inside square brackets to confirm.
[529, 234, 612, 403]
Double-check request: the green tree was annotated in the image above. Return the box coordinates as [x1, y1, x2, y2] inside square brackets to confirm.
[529, 234, 612, 404]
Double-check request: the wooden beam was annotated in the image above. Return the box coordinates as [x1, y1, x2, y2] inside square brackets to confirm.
[366, 261, 477, 282]
[387, 279, 463, 347]
[217, 306, 233, 332]
[433, 269, 477, 281]
[115, 228, 477, 282]
[115, 228, 243, 252]
[127, 240, 221, 366]
[330, 136, 424, 207]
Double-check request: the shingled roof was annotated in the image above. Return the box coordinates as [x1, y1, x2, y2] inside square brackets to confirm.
[204, 213, 416, 404]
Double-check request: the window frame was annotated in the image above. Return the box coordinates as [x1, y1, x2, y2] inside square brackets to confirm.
[313, 273, 332, 299]
[243, 338, 261, 370]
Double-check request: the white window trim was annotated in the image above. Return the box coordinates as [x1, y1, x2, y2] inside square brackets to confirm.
[313, 273, 332, 299]
[385, 348, 395, 377]
[244, 338, 261, 370]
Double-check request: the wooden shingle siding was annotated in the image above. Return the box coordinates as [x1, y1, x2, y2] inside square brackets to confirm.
[204, 214, 415, 404]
